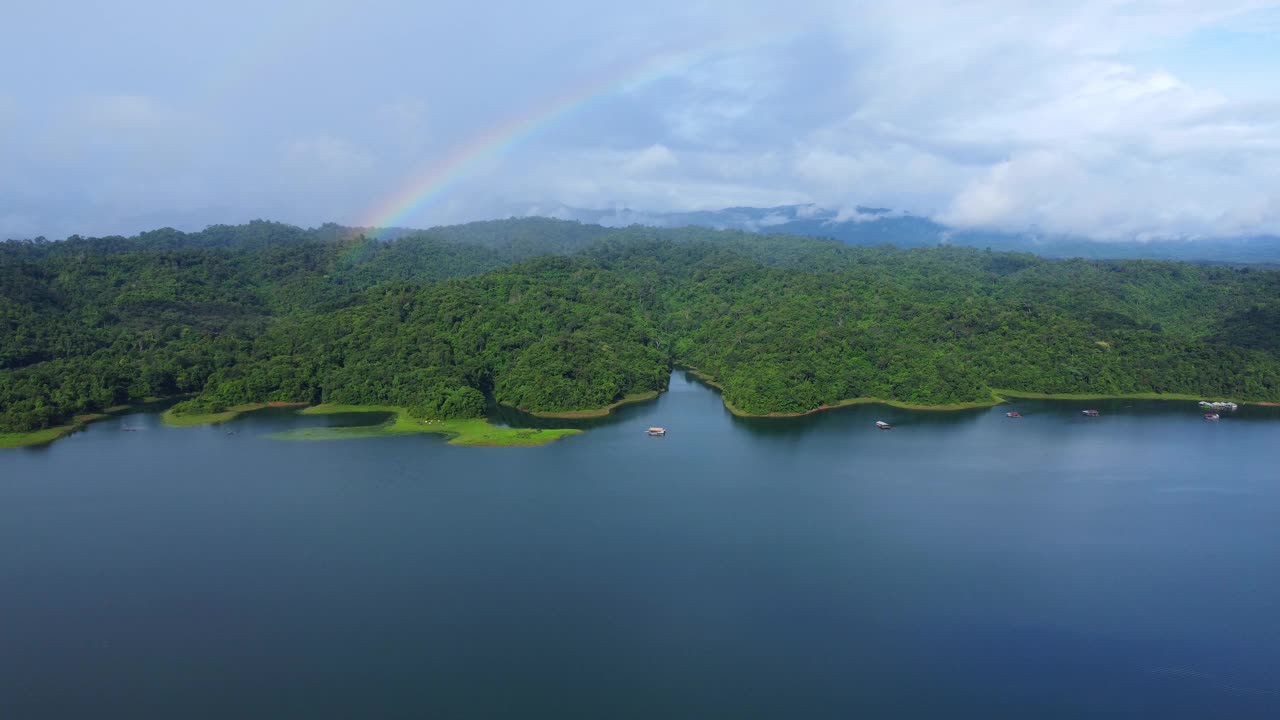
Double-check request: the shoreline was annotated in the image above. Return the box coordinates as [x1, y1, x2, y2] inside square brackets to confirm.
[8, 380, 1277, 450]
[285, 404, 580, 446]
[161, 401, 309, 427]
[0, 424, 83, 449]
[517, 391, 662, 419]
[681, 368, 1273, 418]
[682, 367, 1003, 417]
[992, 389, 1277, 407]
[1, 404, 138, 449]
[166, 402, 580, 446]
[993, 389, 1206, 402]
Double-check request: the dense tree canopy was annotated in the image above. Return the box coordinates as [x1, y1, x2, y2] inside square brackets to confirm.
[3, 218, 1279, 431]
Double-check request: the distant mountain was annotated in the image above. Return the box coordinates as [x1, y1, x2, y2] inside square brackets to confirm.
[529, 204, 1280, 265]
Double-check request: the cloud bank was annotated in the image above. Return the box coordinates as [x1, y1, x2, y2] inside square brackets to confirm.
[2, 0, 1278, 239]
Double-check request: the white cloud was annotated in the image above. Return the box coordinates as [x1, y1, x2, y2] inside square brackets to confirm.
[374, 98, 431, 153]
[283, 135, 375, 181]
[832, 206, 890, 223]
[622, 144, 678, 175]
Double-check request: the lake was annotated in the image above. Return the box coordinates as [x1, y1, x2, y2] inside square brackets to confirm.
[2, 371, 1279, 718]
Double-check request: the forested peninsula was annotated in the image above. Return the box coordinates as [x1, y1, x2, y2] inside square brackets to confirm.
[4, 218, 1280, 444]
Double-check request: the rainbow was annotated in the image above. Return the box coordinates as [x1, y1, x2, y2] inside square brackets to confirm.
[359, 39, 751, 232]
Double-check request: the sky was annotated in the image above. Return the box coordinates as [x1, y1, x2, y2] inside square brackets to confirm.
[3, 0, 1279, 240]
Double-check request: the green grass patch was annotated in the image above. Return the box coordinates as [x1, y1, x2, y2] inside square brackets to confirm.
[684, 367, 1002, 416]
[722, 394, 1003, 417]
[0, 425, 80, 449]
[993, 389, 1211, 402]
[868, 395, 1004, 412]
[1, 403, 139, 449]
[524, 391, 661, 419]
[162, 403, 266, 427]
[280, 405, 580, 446]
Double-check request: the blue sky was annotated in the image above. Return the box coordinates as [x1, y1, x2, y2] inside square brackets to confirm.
[2, 1, 1278, 239]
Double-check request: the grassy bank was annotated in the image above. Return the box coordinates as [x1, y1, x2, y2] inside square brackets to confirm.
[0, 425, 81, 449]
[1, 404, 138, 449]
[162, 401, 308, 427]
[161, 406, 247, 426]
[726, 387, 1261, 416]
[686, 366, 1269, 416]
[992, 389, 1209, 402]
[277, 405, 580, 446]
[524, 391, 662, 419]
[683, 367, 1002, 416]
[995, 389, 1280, 407]
[723, 394, 1003, 417]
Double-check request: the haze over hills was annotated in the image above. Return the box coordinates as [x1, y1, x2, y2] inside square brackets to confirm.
[524, 204, 1280, 265]
[14, 202, 1280, 267]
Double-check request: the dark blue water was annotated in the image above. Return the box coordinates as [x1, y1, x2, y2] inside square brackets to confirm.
[2, 371, 1279, 718]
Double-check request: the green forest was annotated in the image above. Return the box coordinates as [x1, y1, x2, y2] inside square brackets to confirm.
[3, 218, 1280, 433]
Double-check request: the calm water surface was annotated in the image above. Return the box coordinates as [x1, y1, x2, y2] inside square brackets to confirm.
[2, 372, 1279, 718]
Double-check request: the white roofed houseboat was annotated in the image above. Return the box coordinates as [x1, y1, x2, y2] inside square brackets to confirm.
[1198, 400, 1238, 415]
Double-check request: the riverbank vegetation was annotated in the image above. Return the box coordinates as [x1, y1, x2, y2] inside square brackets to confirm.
[159, 401, 309, 427]
[523, 391, 662, 419]
[4, 218, 1280, 437]
[0, 404, 134, 447]
[0, 425, 80, 448]
[279, 405, 580, 446]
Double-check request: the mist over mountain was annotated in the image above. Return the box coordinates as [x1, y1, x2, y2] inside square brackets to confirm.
[527, 204, 1280, 265]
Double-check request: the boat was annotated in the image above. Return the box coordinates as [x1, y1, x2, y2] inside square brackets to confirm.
[1204, 413, 1220, 421]
[1006, 411, 1021, 418]
[875, 421, 892, 430]
[646, 427, 666, 436]
[1198, 401, 1212, 407]
[1082, 409, 1100, 417]
[1224, 402, 1238, 411]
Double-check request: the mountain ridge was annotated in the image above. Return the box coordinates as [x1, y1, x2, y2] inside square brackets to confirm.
[524, 203, 1280, 265]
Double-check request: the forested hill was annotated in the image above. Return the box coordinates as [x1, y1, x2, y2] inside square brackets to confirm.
[3, 218, 1280, 433]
